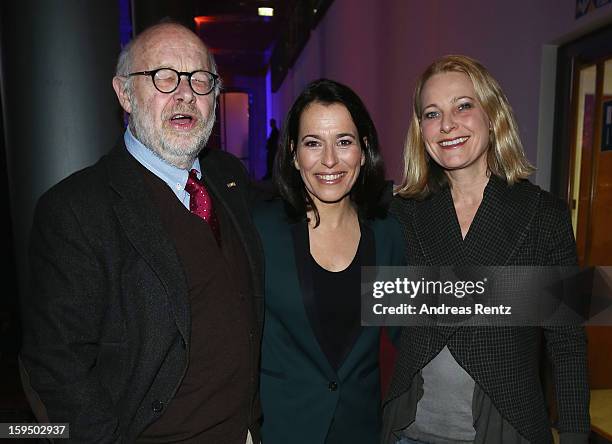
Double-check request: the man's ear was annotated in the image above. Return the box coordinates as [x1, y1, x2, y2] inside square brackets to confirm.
[112, 76, 132, 114]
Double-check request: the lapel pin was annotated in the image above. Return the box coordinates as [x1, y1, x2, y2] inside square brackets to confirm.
[226, 181, 237, 188]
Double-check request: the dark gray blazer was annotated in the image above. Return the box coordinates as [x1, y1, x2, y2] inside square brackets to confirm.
[384, 175, 589, 444]
[20, 143, 264, 442]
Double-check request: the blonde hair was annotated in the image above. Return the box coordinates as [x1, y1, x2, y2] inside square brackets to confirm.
[396, 55, 534, 198]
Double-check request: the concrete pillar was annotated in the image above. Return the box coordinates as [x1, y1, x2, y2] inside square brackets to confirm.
[1, 1, 123, 297]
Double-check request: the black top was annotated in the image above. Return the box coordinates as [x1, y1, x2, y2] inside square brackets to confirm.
[307, 230, 363, 371]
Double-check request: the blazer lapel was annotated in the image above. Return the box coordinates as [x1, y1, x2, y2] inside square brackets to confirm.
[411, 187, 467, 343]
[359, 222, 377, 267]
[463, 175, 540, 265]
[411, 176, 541, 266]
[291, 221, 337, 380]
[107, 145, 191, 343]
[336, 222, 377, 378]
[412, 186, 467, 266]
[199, 152, 264, 304]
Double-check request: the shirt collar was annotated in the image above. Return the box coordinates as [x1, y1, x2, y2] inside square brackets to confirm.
[123, 127, 201, 191]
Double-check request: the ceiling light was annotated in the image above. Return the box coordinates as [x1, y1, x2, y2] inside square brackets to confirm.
[258, 7, 274, 17]
[194, 16, 215, 25]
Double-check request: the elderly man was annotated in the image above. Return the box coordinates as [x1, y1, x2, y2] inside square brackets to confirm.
[20, 22, 263, 443]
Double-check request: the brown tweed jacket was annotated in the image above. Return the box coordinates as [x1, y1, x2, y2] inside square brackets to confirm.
[20, 143, 264, 442]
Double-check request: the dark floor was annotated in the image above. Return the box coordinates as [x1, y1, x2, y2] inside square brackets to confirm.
[0, 234, 37, 444]
[0, 310, 38, 443]
[0, 353, 32, 422]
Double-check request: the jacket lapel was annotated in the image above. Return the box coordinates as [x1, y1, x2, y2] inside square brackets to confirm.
[290, 221, 337, 380]
[411, 187, 468, 343]
[411, 176, 541, 266]
[106, 145, 191, 343]
[463, 175, 540, 266]
[412, 186, 467, 266]
[336, 222, 377, 379]
[199, 151, 264, 305]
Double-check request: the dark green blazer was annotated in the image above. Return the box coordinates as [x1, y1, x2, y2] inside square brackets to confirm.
[254, 200, 405, 444]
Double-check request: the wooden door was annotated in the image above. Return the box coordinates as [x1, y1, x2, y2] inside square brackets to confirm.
[567, 56, 612, 390]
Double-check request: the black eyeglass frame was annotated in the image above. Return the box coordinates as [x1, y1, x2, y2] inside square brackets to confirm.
[127, 68, 219, 96]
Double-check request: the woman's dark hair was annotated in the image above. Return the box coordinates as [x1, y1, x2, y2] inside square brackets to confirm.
[274, 78, 387, 226]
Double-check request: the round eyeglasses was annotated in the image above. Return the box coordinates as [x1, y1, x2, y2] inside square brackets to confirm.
[127, 68, 219, 96]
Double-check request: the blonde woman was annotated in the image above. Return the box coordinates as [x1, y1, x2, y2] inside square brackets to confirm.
[384, 55, 589, 444]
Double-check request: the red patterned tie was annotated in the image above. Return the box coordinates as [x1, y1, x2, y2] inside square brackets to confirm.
[185, 169, 221, 244]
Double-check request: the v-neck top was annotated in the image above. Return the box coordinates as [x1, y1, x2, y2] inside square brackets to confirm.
[309, 236, 363, 371]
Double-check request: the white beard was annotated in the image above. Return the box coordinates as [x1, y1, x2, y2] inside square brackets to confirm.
[128, 92, 216, 168]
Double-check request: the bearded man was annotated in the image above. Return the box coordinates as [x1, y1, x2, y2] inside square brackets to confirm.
[20, 22, 263, 444]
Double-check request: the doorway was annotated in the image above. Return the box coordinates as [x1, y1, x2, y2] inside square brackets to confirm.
[554, 24, 612, 441]
[219, 91, 251, 172]
[566, 57, 612, 267]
